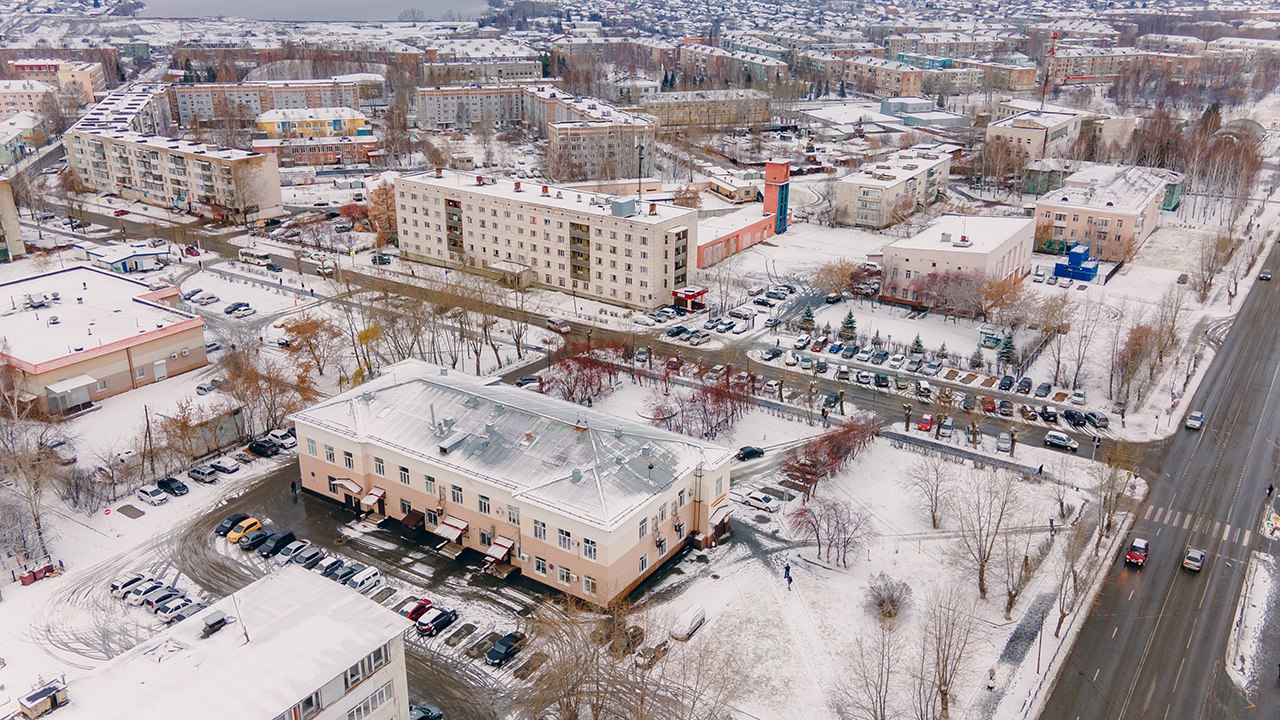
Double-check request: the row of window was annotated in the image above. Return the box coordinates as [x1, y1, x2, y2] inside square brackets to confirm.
[346, 682, 393, 720]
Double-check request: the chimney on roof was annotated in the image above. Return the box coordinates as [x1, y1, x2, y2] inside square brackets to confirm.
[541, 185, 550, 196]
[435, 167, 443, 178]
[649, 202, 657, 216]
[476, 175, 484, 186]
[514, 181, 522, 192]
[941, 232, 952, 244]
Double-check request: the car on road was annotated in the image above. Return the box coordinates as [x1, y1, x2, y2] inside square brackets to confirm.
[265, 262, 283, 272]
[998, 375, 1015, 391]
[157, 476, 189, 496]
[1262, 269, 1273, 281]
[1182, 547, 1206, 572]
[398, 597, 434, 621]
[764, 317, 780, 328]
[1043, 430, 1079, 452]
[744, 490, 781, 512]
[996, 433, 1012, 453]
[292, 545, 326, 569]
[238, 529, 271, 551]
[736, 446, 765, 461]
[110, 573, 152, 598]
[223, 301, 250, 315]
[762, 380, 781, 395]
[1085, 411, 1110, 429]
[232, 306, 257, 319]
[917, 413, 933, 431]
[1034, 382, 1052, 398]
[1185, 411, 1205, 430]
[1125, 538, 1149, 567]
[416, 607, 459, 637]
[371, 254, 392, 265]
[136, 484, 168, 506]
[486, 632, 525, 667]
[246, 439, 279, 457]
[1016, 378, 1033, 395]
[113, 209, 130, 217]
[225, 517, 262, 544]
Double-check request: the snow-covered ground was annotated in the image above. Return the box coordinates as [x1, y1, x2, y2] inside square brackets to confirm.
[1226, 551, 1275, 692]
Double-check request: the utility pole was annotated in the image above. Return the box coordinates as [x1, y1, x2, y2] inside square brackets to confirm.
[636, 142, 645, 200]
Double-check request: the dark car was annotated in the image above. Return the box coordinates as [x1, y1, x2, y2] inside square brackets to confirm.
[1039, 405, 1058, 422]
[1035, 382, 1052, 398]
[998, 375, 1015, 391]
[1063, 409, 1087, 427]
[486, 632, 525, 666]
[870, 350, 890, 365]
[997, 399, 1014, 416]
[333, 563, 364, 585]
[815, 359, 829, 374]
[762, 347, 783, 361]
[841, 345, 858, 359]
[258, 530, 298, 558]
[752, 297, 775, 308]
[1085, 411, 1110, 429]
[736, 446, 765, 461]
[246, 439, 280, 457]
[265, 262, 284, 272]
[1016, 377, 1033, 394]
[215, 512, 250, 537]
[157, 476, 189, 496]
[960, 395, 976, 411]
[664, 325, 688, 338]
[371, 254, 392, 265]
[223, 302, 249, 315]
[410, 705, 445, 720]
[417, 606, 459, 637]
[238, 529, 271, 551]
[181, 287, 204, 301]
[823, 392, 839, 408]
[874, 373, 890, 388]
[320, 558, 347, 580]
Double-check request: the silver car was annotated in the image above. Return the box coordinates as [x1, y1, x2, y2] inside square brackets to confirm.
[996, 433, 1012, 453]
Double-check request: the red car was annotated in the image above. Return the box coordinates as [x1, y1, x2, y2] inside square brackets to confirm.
[917, 413, 934, 431]
[397, 597, 433, 621]
[113, 209, 130, 217]
[981, 396, 997, 413]
[810, 338, 828, 351]
[183, 245, 201, 257]
[1124, 538, 1149, 567]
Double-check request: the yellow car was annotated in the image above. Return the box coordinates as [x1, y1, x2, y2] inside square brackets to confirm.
[226, 517, 262, 544]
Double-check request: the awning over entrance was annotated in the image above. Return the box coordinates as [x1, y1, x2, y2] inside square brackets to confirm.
[485, 536, 515, 562]
[45, 374, 96, 395]
[709, 504, 732, 526]
[360, 487, 386, 508]
[435, 515, 468, 543]
[401, 510, 424, 529]
[333, 477, 362, 495]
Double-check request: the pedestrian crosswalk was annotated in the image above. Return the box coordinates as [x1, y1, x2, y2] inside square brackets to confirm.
[1141, 504, 1253, 547]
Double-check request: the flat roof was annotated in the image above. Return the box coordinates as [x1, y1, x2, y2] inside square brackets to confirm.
[840, 144, 955, 188]
[0, 266, 197, 367]
[55, 566, 410, 720]
[990, 110, 1079, 130]
[257, 107, 367, 123]
[398, 169, 696, 225]
[292, 359, 730, 531]
[1041, 166, 1166, 212]
[889, 214, 1032, 253]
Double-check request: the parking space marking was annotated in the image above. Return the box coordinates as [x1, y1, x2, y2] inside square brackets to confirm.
[1211, 520, 1220, 537]
[1154, 507, 1166, 523]
[1223, 524, 1231, 542]
[1172, 511, 1182, 527]
[1144, 506, 1153, 520]
[1243, 530, 1252, 545]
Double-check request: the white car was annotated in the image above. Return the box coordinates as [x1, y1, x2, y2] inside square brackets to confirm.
[856, 370, 873, 384]
[784, 352, 798, 366]
[195, 294, 220, 306]
[744, 490, 782, 513]
[799, 356, 814, 371]
[887, 354, 906, 369]
[210, 458, 240, 474]
[631, 314, 656, 326]
[232, 306, 257, 319]
[275, 539, 312, 565]
[267, 429, 296, 449]
[196, 383, 216, 395]
[136, 484, 168, 506]
[155, 596, 194, 622]
[792, 335, 811, 350]
[1185, 411, 1204, 430]
[762, 380, 782, 395]
[1068, 391, 1087, 406]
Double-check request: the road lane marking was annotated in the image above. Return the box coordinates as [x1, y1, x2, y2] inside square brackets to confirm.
[1187, 618, 1198, 649]
[1154, 507, 1165, 523]
[1173, 657, 1186, 692]
[1183, 514, 1192, 530]
[1128, 589, 1135, 601]
[1233, 527, 1241, 543]
[1093, 669, 1100, 682]
[1243, 530, 1252, 545]
[1223, 524, 1231, 542]
[1212, 520, 1220, 536]
[1172, 510, 1181, 526]
[1144, 506, 1153, 520]
[1193, 517, 1202, 533]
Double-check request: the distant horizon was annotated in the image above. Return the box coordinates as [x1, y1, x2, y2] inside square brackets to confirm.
[136, 0, 488, 22]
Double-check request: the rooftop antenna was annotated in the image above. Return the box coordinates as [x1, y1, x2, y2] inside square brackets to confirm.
[231, 592, 250, 644]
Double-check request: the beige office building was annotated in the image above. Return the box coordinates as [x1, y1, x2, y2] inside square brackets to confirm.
[879, 214, 1033, 306]
[1034, 165, 1164, 261]
[292, 359, 733, 606]
[985, 110, 1082, 163]
[0, 79, 55, 115]
[836, 144, 955, 229]
[396, 169, 695, 310]
[639, 89, 771, 130]
[7, 58, 105, 103]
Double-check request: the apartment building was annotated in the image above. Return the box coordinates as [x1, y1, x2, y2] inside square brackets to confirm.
[546, 118, 653, 180]
[255, 107, 369, 138]
[396, 169, 694, 310]
[720, 32, 789, 60]
[67, 85, 282, 222]
[252, 134, 379, 167]
[952, 59, 1038, 91]
[7, 58, 105, 103]
[639, 89, 770, 130]
[1029, 20, 1128, 47]
[1034, 165, 1164, 261]
[1045, 47, 1148, 85]
[424, 38, 543, 84]
[0, 79, 55, 115]
[677, 43, 788, 84]
[0, 177, 24, 262]
[985, 110, 1082, 163]
[292, 359, 733, 605]
[885, 32, 1020, 59]
[1206, 37, 1280, 61]
[1137, 34, 1209, 55]
[415, 84, 530, 129]
[548, 36, 679, 73]
[0, 113, 39, 166]
[878, 214, 1034, 306]
[835, 144, 955, 229]
[843, 57, 924, 98]
[168, 79, 363, 125]
[0, 267, 207, 414]
[53, 566, 411, 720]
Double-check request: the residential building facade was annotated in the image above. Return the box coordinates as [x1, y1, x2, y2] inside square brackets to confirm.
[1033, 165, 1165, 261]
[168, 79, 363, 125]
[0, 177, 24, 262]
[252, 134, 379, 167]
[1044, 47, 1148, 85]
[843, 57, 924, 97]
[639, 89, 771, 130]
[7, 58, 105, 103]
[985, 110, 1082, 163]
[879, 214, 1034, 306]
[0, 79, 55, 115]
[255, 107, 369, 138]
[835, 144, 955, 229]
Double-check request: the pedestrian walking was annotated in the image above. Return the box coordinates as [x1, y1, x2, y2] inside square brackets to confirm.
[290, 480, 298, 497]
[783, 562, 791, 580]
[775, 339, 781, 348]
[786, 576, 793, 591]
[1037, 464, 1044, 475]
[1049, 518, 1056, 536]
[1269, 483, 1274, 498]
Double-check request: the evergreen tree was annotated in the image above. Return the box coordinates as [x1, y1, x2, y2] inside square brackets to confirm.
[839, 311, 857, 341]
[937, 341, 948, 359]
[799, 306, 816, 331]
[910, 334, 925, 355]
[969, 347, 984, 369]
[998, 334, 1017, 364]
[872, 329, 882, 346]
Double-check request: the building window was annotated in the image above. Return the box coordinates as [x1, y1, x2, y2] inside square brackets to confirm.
[479, 495, 490, 514]
[451, 485, 463, 503]
[639, 554, 649, 573]
[135, 367, 146, 379]
[507, 505, 520, 525]
[373, 457, 384, 476]
[534, 556, 547, 575]
[659, 504, 667, 522]
[399, 466, 410, 485]
[583, 538, 597, 560]
[558, 566, 571, 584]
[583, 575, 597, 594]
[343, 451, 354, 470]
[306, 438, 317, 456]
[425, 475, 436, 494]
[657, 536, 668, 555]
[534, 519, 546, 540]
[346, 681, 392, 720]
[638, 517, 648, 539]
[678, 490, 686, 506]
[558, 528, 571, 550]
[400, 499, 412, 516]
[716, 477, 724, 496]
[95, 379, 108, 392]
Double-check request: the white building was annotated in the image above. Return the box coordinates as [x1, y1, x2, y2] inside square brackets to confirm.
[395, 168, 694, 310]
[879, 214, 1034, 306]
[985, 110, 1082, 164]
[835, 144, 956, 229]
[51, 566, 411, 720]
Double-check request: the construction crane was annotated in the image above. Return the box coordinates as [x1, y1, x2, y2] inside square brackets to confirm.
[1040, 30, 1058, 112]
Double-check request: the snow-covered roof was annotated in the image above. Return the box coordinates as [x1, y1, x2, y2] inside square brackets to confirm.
[0, 266, 198, 369]
[256, 107, 367, 123]
[1039, 166, 1165, 213]
[840, 143, 956, 188]
[52, 566, 410, 720]
[0, 79, 54, 93]
[990, 110, 1078, 131]
[888, 214, 1032, 253]
[292, 359, 730, 531]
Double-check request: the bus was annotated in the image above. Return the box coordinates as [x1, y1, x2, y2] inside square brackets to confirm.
[238, 248, 271, 266]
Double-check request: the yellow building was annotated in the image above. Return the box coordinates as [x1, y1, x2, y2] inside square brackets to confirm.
[255, 107, 368, 139]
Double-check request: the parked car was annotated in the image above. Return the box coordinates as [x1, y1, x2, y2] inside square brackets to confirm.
[874, 373, 890, 388]
[792, 335, 811, 350]
[110, 572, 152, 598]
[997, 399, 1014, 417]
[1085, 411, 1110, 429]
[917, 413, 934, 431]
[168, 602, 207, 624]
[216, 513, 250, 537]
[371, 254, 392, 265]
[905, 358, 921, 373]
[113, 209, 130, 217]
[398, 597, 434, 621]
[856, 370, 873, 385]
[1016, 378, 1033, 394]
[486, 632, 525, 666]
[815, 359, 829, 374]
[1125, 538, 1149, 567]
[761, 347, 783, 362]
[998, 375, 1015, 391]
[887, 354, 906, 369]
[43, 438, 77, 465]
[856, 348, 874, 362]
[273, 539, 311, 564]
[223, 302, 250, 315]
[182, 288, 204, 301]
[332, 563, 363, 585]
[799, 356, 814, 371]
[246, 439, 280, 457]
[744, 490, 781, 513]
[136, 484, 168, 506]
[143, 587, 186, 612]
[736, 446, 765, 461]
[634, 640, 671, 669]
[156, 596, 195, 622]
[823, 392, 838, 408]
[211, 458, 239, 474]
[314, 557, 345, 579]
[1039, 406, 1059, 423]
[189, 465, 219, 484]
[981, 396, 997, 413]
[1043, 431, 1079, 452]
[762, 380, 781, 395]
[157, 476, 189, 496]
[233, 306, 257, 319]
[225, 517, 263, 544]
[257, 531, 299, 558]
[996, 433, 1013, 453]
[267, 429, 297, 449]
[1068, 391, 1087, 406]
[810, 336, 828, 352]
[1182, 547, 1206, 572]
[416, 607, 458, 637]
[938, 419, 954, 439]
[827, 342, 844, 355]
[922, 361, 942, 376]
[753, 297, 775, 308]
[871, 350, 890, 365]
[133, 585, 180, 608]
[1062, 409, 1087, 428]
[123, 580, 164, 604]
[1185, 411, 1205, 430]
[238, 529, 271, 551]
[1034, 382, 1052, 398]
[841, 345, 859, 359]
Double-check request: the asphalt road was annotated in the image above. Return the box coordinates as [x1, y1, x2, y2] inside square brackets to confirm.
[1039, 248, 1280, 720]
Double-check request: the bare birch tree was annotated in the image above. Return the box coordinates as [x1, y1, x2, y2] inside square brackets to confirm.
[950, 469, 1017, 599]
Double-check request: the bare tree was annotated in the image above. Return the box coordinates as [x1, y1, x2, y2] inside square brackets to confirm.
[926, 585, 976, 718]
[837, 623, 901, 720]
[909, 456, 953, 530]
[950, 469, 1017, 599]
[1054, 521, 1095, 637]
[865, 573, 913, 620]
[1066, 299, 1103, 390]
[1001, 532, 1052, 620]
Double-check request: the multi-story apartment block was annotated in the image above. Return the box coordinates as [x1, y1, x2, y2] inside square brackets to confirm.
[985, 110, 1082, 163]
[1137, 34, 1209, 55]
[67, 86, 282, 222]
[396, 169, 695, 310]
[878, 214, 1034, 306]
[292, 359, 733, 605]
[952, 59, 1038, 91]
[252, 134, 379, 167]
[843, 57, 924, 97]
[53, 566, 412, 720]
[1045, 47, 1148, 85]
[835, 143, 955, 229]
[7, 58, 105, 103]
[1029, 20, 1129, 47]
[548, 37, 679, 74]
[424, 38, 544, 85]
[720, 32, 789, 60]
[0, 177, 24, 262]
[677, 43, 788, 84]
[639, 89, 770, 130]
[167, 79, 363, 125]
[885, 32, 1019, 59]
[255, 107, 368, 138]
[1206, 37, 1280, 62]
[1034, 165, 1165, 261]
[0, 79, 55, 115]
[415, 84, 530, 129]
[546, 118, 653, 180]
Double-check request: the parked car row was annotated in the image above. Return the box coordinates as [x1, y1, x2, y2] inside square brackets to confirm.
[216, 512, 387, 594]
[397, 596, 461, 637]
[109, 572, 206, 623]
[134, 475, 193, 506]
